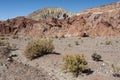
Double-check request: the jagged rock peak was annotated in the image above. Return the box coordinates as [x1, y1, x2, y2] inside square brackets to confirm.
[26, 7, 76, 21]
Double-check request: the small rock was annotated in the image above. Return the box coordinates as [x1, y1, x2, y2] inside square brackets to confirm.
[7, 57, 13, 62]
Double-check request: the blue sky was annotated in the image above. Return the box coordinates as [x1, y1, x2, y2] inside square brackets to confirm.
[0, 0, 119, 20]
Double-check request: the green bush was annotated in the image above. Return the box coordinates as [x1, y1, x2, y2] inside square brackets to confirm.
[63, 54, 89, 77]
[24, 38, 54, 60]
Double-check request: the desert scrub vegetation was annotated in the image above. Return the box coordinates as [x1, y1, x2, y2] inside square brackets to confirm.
[80, 38, 84, 43]
[91, 53, 102, 62]
[9, 43, 17, 50]
[105, 40, 112, 45]
[100, 39, 112, 45]
[24, 38, 54, 60]
[68, 43, 72, 47]
[0, 40, 16, 50]
[111, 63, 120, 77]
[0, 36, 5, 40]
[62, 54, 89, 77]
[58, 35, 65, 40]
[75, 41, 79, 45]
[0, 40, 10, 47]
[11, 35, 19, 39]
[0, 34, 5, 40]
[52, 35, 58, 39]
[116, 40, 119, 43]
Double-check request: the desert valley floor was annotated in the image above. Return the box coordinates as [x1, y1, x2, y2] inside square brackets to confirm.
[0, 36, 120, 80]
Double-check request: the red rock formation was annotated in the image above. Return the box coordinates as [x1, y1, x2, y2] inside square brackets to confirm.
[0, 2, 120, 37]
[0, 17, 38, 35]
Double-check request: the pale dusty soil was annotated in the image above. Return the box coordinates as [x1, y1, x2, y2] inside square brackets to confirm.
[1, 36, 120, 80]
[0, 53, 57, 80]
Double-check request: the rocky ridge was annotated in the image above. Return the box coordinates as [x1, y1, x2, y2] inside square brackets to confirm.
[27, 7, 75, 21]
[77, 2, 120, 15]
[0, 2, 120, 37]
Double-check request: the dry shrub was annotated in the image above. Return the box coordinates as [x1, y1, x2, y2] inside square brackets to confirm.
[0, 40, 10, 47]
[91, 53, 102, 62]
[24, 38, 54, 60]
[75, 41, 79, 45]
[63, 54, 89, 77]
[111, 63, 120, 77]
[11, 35, 19, 39]
[105, 40, 112, 45]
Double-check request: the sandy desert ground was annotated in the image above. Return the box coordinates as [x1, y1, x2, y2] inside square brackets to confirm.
[0, 36, 120, 80]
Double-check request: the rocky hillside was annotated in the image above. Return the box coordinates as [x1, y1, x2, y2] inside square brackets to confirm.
[27, 8, 75, 21]
[77, 2, 120, 15]
[0, 17, 38, 35]
[0, 2, 120, 37]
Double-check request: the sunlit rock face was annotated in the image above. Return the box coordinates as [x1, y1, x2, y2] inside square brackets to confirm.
[26, 8, 76, 21]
